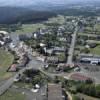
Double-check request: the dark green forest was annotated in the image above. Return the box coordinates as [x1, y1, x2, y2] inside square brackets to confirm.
[0, 6, 100, 24]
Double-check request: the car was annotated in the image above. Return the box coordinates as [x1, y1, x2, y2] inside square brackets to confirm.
[13, 78, 19, 82]
[31, 88, 39, 93]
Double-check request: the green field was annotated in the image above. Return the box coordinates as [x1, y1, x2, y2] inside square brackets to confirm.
[72, 93, 100, 100]
[48, 15, 65, 25]
[95, 24, 100, 32]
[78, 32, 97, 37]
[0, 90, 25, 100]
[14, 23, 46, 34]
[0, 49, 14, 80]
[84, 26, 93, 32]
[90, 45, 100, 55]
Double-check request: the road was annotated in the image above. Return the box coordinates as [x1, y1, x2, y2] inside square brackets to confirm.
[0, 31, 45, 96]
[67, 26, 78, 65]
[0, 23, 80, 96]
[0, 54, 75, 96]
[0, 55, 44, 95]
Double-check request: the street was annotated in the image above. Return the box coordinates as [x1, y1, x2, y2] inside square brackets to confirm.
[67, 26, 78, 65]
[0, 55, 44, 95]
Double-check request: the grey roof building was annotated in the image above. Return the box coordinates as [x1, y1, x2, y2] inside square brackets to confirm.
[47, 83, 63, 100]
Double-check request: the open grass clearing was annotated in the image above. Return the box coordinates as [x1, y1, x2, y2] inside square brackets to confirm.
[14, 23, 46, 34]
[76, 93, 100, 100]
[0, 49, 14, 81]
[90, 45, 100, 55]
[0, 89, 26, 100]
[95, 24, 100, 32]
[84, 26, 93, 32]
[48, 15, 65, 25]
[86, 40, 100, 44]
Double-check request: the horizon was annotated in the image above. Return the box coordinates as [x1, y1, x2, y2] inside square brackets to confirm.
[0, 0, 100, 7]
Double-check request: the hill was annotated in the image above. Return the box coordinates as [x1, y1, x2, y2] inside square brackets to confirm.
[0, 7, 57, 24]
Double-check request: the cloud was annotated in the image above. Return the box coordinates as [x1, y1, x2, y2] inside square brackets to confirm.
[0, 0, 99, 6]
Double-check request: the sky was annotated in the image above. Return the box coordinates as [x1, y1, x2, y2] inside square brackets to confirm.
[0, 0, 99, 6]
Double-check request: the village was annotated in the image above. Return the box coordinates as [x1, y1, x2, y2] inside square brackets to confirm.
[0, 15, 100, 100]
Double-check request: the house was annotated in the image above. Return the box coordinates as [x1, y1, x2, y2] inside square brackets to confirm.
[0, 31, 11, 46]
[45, 48, 54, 55]
[9, 64, 17, 72]
[16, 47, 25, 56]
[33, 28, 47, 39]
[45, 47, 65, 55]
[59, 37, 67, 42]
[18, 55, 29, 67]
[57, 26, 65, 36]
[53, 47, 65, 55]
[46, 56, 59, 64]
[57, 63, 71, 71]
[70, 73, 92, 82]
[47, 83, 65, 100]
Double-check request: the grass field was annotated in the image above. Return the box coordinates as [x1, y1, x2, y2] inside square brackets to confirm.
[0, 90, 25, 100]
[90, 45, 100, 55]
[84, 26, 93, 32]
[14, 82, 33, 89]
[0, 49, 14, 81]
[48, 15, 65, 25]
[78, 32, 97, 37]
[95, 24, 100, 32]
[76, 93, 100, 100]
[14, 23, 46, 34]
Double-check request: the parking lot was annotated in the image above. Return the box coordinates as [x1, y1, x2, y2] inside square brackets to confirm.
[78, 63, 100, 84]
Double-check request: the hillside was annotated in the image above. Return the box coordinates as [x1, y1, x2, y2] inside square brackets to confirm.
[0, 7, 57, 24]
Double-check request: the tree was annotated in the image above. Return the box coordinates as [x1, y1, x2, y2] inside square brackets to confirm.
[32, 75, 41, 85]
[54, 76, 60, 83]
[85, 79, 93, 84]
[72, 95, 80, 100]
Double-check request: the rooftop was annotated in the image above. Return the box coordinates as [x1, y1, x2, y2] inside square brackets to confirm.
[70, 73, 91, 82]
[48, 83, 63, 100]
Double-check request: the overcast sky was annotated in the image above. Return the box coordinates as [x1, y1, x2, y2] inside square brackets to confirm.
[0, 0, 99, 6]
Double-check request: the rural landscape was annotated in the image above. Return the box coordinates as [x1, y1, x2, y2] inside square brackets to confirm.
[0, 0, 100, 100]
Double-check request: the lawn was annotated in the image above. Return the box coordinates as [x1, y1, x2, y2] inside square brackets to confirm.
[0, 49, 14, 80]
[57, 53, 66, 61]
[48, 15, 65, 25]
[0, 90, 25, 100]
[75, 44, 100, 55]
[14, 23, 46, 34]
[84, 26, 93, 32]
[73, 93, 100, 100]
[78, 32, 97, 37]
[86, 40, 100, 44]
[90, 45, 100, 55]
[95, 24, 100, 32]
[14, 82, 33, 89]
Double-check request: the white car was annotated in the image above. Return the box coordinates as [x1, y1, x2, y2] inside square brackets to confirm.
[13, 78, 19, 82]
[31, 88, 39, 93]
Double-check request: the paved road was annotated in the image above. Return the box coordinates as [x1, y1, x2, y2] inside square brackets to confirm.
[67, 27, 78, 65]
[0, 55, 44, 95]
